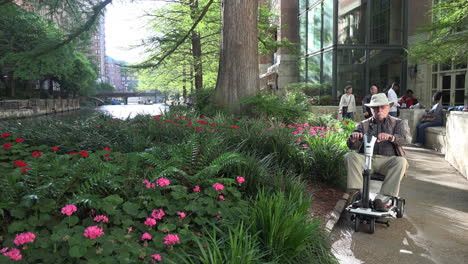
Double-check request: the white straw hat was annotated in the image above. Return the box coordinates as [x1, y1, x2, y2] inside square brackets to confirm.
[364, 93, 394, 107]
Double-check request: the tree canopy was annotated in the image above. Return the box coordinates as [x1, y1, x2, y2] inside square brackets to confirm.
[409, 0, 468, 64]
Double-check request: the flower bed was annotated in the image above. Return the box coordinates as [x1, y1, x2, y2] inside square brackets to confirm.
[0, 111, 354, 263]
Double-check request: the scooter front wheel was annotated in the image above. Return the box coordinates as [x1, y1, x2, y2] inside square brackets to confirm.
[369, 217, 375, 234]
[354, 215, 360, 232]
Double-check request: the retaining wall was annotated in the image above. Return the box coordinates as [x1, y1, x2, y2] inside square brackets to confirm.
[0, 99, 80, 119]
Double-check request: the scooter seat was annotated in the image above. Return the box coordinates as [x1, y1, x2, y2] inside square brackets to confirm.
[371, 173, 386, 181]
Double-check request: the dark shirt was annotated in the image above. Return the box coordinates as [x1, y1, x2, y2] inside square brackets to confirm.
[362, 94, 373, 116]
[347, 116, 407, 156]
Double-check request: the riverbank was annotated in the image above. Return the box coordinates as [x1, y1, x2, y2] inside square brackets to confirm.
[0, 99, 80, 120]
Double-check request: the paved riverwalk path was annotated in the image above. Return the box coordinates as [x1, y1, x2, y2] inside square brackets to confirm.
[330, 146, 468, 264]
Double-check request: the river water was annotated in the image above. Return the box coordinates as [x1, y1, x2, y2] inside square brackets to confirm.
[37, 103, 169, 120]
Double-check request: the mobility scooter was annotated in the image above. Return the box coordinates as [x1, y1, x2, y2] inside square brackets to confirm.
[346, 134, 405, 234]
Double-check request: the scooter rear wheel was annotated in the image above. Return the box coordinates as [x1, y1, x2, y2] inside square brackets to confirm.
[396, 199, 405, 218]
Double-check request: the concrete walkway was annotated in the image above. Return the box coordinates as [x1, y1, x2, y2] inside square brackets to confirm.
[330, 146, 468, 264]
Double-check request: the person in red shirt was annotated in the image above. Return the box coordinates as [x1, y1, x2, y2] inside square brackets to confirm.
[399, 89, 417, 109]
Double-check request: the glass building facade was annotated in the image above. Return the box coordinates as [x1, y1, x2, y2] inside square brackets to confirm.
[298, 0, 407, 101]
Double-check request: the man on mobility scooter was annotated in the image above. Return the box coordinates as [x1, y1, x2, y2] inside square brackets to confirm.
[345, 93, 409, 233]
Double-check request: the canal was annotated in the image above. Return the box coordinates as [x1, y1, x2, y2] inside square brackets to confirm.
[19, 103, 169, 121]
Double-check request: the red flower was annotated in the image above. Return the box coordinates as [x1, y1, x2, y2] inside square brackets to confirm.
[51, 146, 59, 151]
[21, 168, 32, 174]
[186, 125, 191, 128]
[13, 160, 29, 167]
[1, 133, 11, 138]
[15, 138, 24, 143]
[231, 126, 239, 129]
[103, 147, 111, 151]
[196, 126, 202, 131]
[2, 143, 12, 149]
[196, 120, 207, 125]
[210, 123, 216, 127]
[31, 151, 43, 158]
[79, 150, 89, 157]
[200, 114, 206, 118]
[68, 152, 77, 155]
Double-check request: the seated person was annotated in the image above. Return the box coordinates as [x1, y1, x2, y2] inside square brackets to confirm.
[399, 89, 418, 109]
[345, 93, 409, 211]
[414, 92, 443, 147]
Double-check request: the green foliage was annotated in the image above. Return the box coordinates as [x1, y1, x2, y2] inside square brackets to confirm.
[0, 3, 97, 96]
[409, 0, 468, 64]
[252, 184, 337, 263]
[240, 92, 308, 123]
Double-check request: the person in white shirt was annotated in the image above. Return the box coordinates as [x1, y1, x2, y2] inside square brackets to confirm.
[387, 82, 400, 117]
[339, 85, 356, 120]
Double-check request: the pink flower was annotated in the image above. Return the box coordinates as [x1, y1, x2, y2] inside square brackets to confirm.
[296, 138, 301, 143]
[151, 209, 165, 220]
[216, 214, 222, 219]
[163, 234, 180, 245]
[142, 179, 156, 189]
[144, 218, 157, 226]
[177, 212, 186, 219]
[2, 248, 22, 261]
[218, 195, 225, 200]
[141, 232, 152, 241]
[127, 227, 133, 234]
[31, 151, 43, 158]
[61, 205, 77, 216]
[84, 226, 104, 239]
[15, 138, 24, 143]
[193, 185, 201, 192]
[103, 147, 111, 151]
[212, 183, 224, 191]
[156, 177, 170, 187]
[236, 176, 245, 184]
[51, 146, 59, 151]
[0, 133, 11, 138]
[79, 150, 89, 157]
[2, 143, 12, 149]
[93, 215, 109, 223]
[151, 254, 162, 261]
[13, 232, 36, 246]
[302, 144, 308, 148]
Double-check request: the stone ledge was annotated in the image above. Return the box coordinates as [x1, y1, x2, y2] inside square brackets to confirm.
[325, 193, 349, 233]
[425, 126, 447, 153]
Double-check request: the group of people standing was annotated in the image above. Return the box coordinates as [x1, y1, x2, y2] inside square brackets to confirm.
[338, 82, 443, 147]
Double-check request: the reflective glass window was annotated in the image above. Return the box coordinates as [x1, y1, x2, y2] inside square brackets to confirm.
[323, 51, 333, 96]
[337, 49, 366, 98]
[307, 55, 321, 84]
[323, 0, 334, 48]
[369, 49, 403, 96]
[370, 0, 403, 44]
[299, 58, 307, 82]
[307, 7, 322, 53]
[299, 14, 307, 56]
[338, 0, 366, 45]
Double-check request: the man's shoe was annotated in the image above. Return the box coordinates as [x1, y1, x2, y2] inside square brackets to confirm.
[373, 199, 390, 212]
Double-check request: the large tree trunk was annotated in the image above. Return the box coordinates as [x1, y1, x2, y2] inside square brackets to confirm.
[215, 0, 259, 113]
[190, 0, 203, 90]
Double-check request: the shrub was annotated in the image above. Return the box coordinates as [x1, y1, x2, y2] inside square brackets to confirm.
[251, 182, 337, 263]
[240, 92, 307, 123]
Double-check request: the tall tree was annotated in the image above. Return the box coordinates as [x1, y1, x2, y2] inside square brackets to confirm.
[215, 0, 259, 113]
[409, 0, 468, 64]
